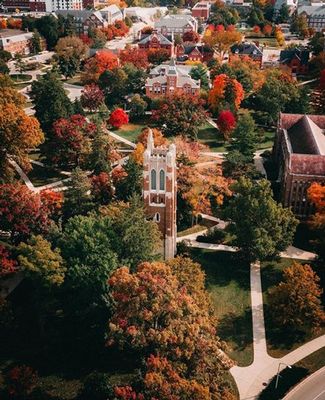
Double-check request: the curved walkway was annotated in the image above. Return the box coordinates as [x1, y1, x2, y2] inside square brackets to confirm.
[283, 367, 325, 400]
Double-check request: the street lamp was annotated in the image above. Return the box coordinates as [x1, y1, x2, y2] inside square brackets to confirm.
[275, 363, 292, 390]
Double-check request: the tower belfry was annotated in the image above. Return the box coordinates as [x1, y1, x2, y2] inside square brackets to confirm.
[143, 129, 177, 260]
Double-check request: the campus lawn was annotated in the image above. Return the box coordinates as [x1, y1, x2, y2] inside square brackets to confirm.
[114, 119, 150, 143]
[9, 73, 33, 82]
[261, 258, 325, 358]
[197, 123, 226, 152]
[190, 249, 253, 367]
[27, 163, 67, 187]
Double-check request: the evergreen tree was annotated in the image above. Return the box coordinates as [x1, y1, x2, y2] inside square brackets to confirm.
[30, 71, 73, 135]
[115, 158, 143, 201]
[224, 111, 260, 177]
[73, 98, 85, 115]
[30, 30, 42, 54]
[89, 128, 112, 175]
[189, 64, 210, 91]
[223, 177, 298, 261]
[63, 167, 93, 219]
[35, 15, 59, 49]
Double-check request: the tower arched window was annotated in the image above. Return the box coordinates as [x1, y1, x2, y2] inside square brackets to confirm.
[151, 169, 157, 190]
[159, 169, 165, 191]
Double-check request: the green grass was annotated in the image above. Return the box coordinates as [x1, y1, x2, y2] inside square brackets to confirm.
[261, 258, 325, 358]
[197, 123, 226, 152]
[177, 219, 217, 237]
[9, 73, 33, 82]
[259, 129, 275, 150]
[295, 347, 325, 373]
[190, 249, 253, 367]
[114, 119, 149, 143]
[14, 82, 31, 90]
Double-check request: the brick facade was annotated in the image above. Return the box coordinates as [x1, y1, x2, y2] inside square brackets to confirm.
[273, 113, 325, 218]
[143, 130, 177, 260]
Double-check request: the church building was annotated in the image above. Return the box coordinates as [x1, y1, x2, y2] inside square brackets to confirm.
[143, 130, 177, 260]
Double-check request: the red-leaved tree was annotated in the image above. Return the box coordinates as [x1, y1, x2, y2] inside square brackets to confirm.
[91, 172, 114, 205]
[50, 115, 96, 168]
[109, 108, 129, 128]
[80, 84, 105, 112]
[0, 246, 18, 277]
[217, 110, 236, 140]
[119, 47, 149, 69]
[0, 184, 52, 243]
[182, 31, 200, 43]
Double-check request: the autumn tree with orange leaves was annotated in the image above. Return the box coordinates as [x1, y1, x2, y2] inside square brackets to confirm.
[0, 102, 44, 182]
[108, 260, 234, 399]
[81, 51, 119, 84]
[307, 182, 325, 260]
[119, 47, 149, 69]
[208, 74, 244, 115]
[203, 28, 242, 61]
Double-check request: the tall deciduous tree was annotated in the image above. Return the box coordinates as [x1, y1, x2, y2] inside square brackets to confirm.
[119, 47, 149, 69]
[152, 94, 208, 139]
[222, 177, 298, 261]
[0, 184, 52, 243]
[18, 235, 66, 287]
[30, 72, 73, 134]
[268, 262, 325, 330]
[203, 29, 242, 60]
[217, 110, 236, 140]
[55, 36, 88, 79]
[82, 51, 118, 84]
[0, 74, 26, 107]
[80, 84, 105, 112]
[0, 102, 44, 182]
[307, 182, 325, 261]
[208, 74, 244, 114]
[108, 108, 129, 128]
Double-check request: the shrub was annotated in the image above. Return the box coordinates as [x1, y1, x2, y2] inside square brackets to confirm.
[79, 372, 113, 400]
[4, 365, 38, 399]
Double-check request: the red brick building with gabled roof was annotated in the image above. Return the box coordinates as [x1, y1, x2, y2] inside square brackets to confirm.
[273, 113, 325, 217]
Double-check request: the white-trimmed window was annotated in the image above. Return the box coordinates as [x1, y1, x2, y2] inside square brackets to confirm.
[159, 169, 165, 190]
[151, 169, 157, 190]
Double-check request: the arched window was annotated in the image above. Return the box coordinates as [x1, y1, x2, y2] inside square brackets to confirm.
[159, 169, 165, 191]
[155, 212, 160, 222]
[151, 169, 157, 190]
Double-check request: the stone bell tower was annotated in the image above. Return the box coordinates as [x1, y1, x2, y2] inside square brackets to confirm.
[143, 129, 177, 260]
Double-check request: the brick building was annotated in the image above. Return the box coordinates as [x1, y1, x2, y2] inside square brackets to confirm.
[298, 5, 325, 32]
[143, 129, 177, 260]
[145, 58, 201, 98]
[279, 48, 310, 75]
[138, 30, 173, 53]
[273, 113, 325, 218]
[176, 43, 213, 62]
[230, 42, 263, 65]
[191, 1, 211, 20]
[0, 29, 33, 54]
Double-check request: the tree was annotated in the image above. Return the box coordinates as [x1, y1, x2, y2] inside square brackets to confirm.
[217, 110, 236, 140]
[0, 102, 44, 182]
[312, 69, 325, 114]
[308, 32, 325, 56]
[89, 128, 114, 175]
[309, 52, 325, 76]
[147, 48, 170, 64]
[129, 94, 147, 119]
[275, 27, 285, 46]
[0, 74, 26, 108]
[30, 72, 73, 134]
[277, 4, 290, 23]
[182, 30, 200, 43]
[107, 261, 233, 398]
[119, 47, 149, 69]
[82, 51, 118, 83]
[98, 67, 128, 106]
[0, 184, 52, 243]
[80, 83, 105, 112]
[18, 235, 66, 287]
[222, 177, 298, 261]
[291, 14, 309, 38]
[55, 36, 88, 79]
[101, 195, 161, 267]
[152, 94, 208, 139]
[208, 74, 244, 114]
[254, 69, 309, 123]
[0, 245, 18, 277]
[63, 168, 93, 219]
[49, 115, 95, 168]
[108, 108, 129, 128]
[90, 29, 107, 49]
[91, 172, 114, 205]
[0, 60, 9, 74]
[14, 52, 27, 74]
[307, 182, 325, 261]
[268, 262, 325, 330]
[35, 15, 59, 49]
[30, 30, 42, 54]
[189, 64, 210, 91]
[114, 158, 143, 201]
[203, 29, 242, 61]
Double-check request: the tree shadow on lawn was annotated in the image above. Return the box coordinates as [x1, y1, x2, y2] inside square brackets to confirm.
[191, 250, 251, 291]
[218, 308, 253, 352]
[263, 304, 307, 353]
[260, 264, 283, 292]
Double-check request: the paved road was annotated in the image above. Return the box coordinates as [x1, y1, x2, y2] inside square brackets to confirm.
[284, 367, 325, 400]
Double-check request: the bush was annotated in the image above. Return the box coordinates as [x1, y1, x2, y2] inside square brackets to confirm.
[4, 365, 38, 399]
[197, 227, 226, 244]
[258, 366, 308, 400]
[78, 371, 113, 400]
